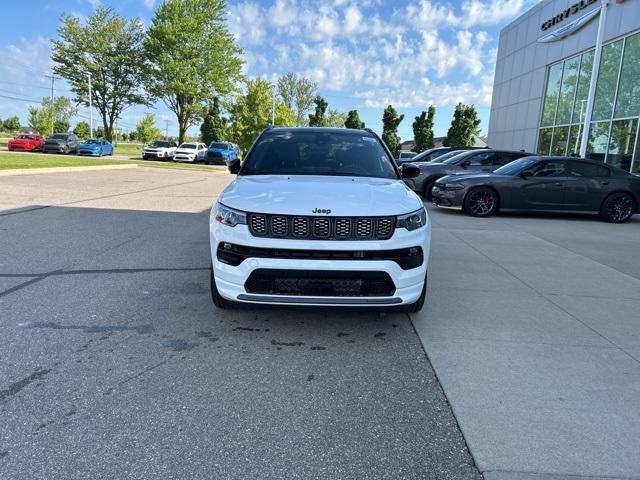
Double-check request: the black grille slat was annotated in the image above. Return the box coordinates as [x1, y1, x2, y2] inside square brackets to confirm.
[245, 269, 396, 297]
[271, 216, 288, 236]
[247, 214, 395, 240]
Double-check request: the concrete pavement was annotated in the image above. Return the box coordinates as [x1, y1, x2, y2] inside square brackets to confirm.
[0, 167, 481, 480]
[413, 206, 640, 479]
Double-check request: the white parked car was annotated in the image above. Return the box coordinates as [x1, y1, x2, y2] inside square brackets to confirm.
[209, 127, 431, 311]
[142, 140, 178, 160]
[174, 142, 207, 162]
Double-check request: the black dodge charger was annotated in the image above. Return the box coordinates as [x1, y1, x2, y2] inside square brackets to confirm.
[432, 156, 640, 223]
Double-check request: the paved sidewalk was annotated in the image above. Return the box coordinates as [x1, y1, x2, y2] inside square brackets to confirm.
[413, 206, 640, 480]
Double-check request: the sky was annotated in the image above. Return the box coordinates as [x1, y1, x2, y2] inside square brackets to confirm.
[0, 0, 538, 141]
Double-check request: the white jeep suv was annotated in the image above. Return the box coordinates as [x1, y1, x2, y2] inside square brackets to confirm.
[209, 127, 431, 311]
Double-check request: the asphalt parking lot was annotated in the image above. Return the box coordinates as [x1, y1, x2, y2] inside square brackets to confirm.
[0, 167, 480, 480]
[1, 166, 639, 480]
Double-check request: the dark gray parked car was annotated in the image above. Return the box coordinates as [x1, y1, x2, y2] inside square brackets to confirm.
[432, 156, 640, 223]
[396, 146, 488, 166]
[404, 149, 533, 199]
[43, 133, 80, 154]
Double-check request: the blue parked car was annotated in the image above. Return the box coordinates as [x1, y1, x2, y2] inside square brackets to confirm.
[205, 141, 240, 165]
[77, 138, 114, 157]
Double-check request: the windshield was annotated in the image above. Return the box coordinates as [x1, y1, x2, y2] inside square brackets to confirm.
[16, 135, 32, 139]
[50, 134, 68, 140]
[209, 142, 228, 149]
[84, 139, 100, 144]
[439, 151, 468, 164]
[399, 152, 415, 158]
[150, 141, 171, 147]
[179, 143, 197, 149]
[494, 157, 539, 175]
[241, 130, 398, 179]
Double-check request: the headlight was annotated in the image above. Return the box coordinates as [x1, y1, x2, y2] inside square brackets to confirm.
[396, 208, 427, 231]
[443, 183, 464, 190]
[213, 202, 246, 227]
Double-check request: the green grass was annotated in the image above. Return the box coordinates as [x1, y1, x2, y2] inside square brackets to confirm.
[0, 150, 228, 173]
[0, 152, 134, 170]
[113, 142, 144, 157]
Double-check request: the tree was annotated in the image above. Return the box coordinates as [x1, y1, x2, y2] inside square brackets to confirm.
[443, 103, 481, 147]
[54, 120, 70, 133]
[3, 116, 21, 133]
[52, 7, 149, 142]
[277, 72, 317, 126]
[228, 79, 296, 151]
[135, 114, 163, 144]
[324, 109, 347, 128]
[144, 0, 243, 144]
[28, 97, 77, 135]
[344, 110, 365, 129]
[200, 97, 227, 145]
[308, 96, 328, 127]
[381, 105, 404, 156]
[413, 105, 436, 153]
[73, 121, 91, 139]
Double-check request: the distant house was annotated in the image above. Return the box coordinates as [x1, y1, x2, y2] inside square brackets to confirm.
[400, 135, 488, 150]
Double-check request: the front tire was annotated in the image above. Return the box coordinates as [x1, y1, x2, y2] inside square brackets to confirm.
[210, 265, 230, 309]
[405, 273, 428, 313]
[423, 179, 437, 201]
[463, 187, 498, 217]
[600, 192, 635, 223]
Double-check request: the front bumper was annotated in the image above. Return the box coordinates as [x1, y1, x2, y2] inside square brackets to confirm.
[43, 144, 67, 153]
[174, 154, 196, 162]
[143, 150, 169, 159]
[210, 217, 431, 307]
[78, 149, 101, 156]
[431, 185, 465, 208]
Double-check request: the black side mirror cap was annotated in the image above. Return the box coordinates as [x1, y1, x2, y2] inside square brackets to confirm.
[460, 160, 471, 168]
[401, 163, 420, 179]
[520, 170, 531, 178]
[227, 158, 241, 174]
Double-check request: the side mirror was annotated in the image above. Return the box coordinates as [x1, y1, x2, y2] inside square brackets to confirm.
[401, 163, 420, 179]
[227, 157, 241, 174]
[460, 160, 471, 168]
[520, 170, 532, 178]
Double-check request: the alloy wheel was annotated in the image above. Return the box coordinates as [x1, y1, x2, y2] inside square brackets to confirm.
[467, 188, 496, 216]
[607, 194, 633, 223]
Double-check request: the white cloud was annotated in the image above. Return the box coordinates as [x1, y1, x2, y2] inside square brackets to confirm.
[403, 0, 528, 29]
[143, 0, 156, 8]
[228, 2, 267, 45]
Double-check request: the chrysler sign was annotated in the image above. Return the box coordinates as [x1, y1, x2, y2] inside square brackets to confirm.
[538, 4, 601, 43]
[541, 0, 598, 30]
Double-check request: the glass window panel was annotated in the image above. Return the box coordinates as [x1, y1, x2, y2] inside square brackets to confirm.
[551, 126, 570, 156]
[541, 63, 564, 127]
[592, 40, 623, 121]
[567, 124, 583, 156]
[571, 50, 594, 124]
[607, 118, 637, 171]
[633, 125, 640, 175]
[556, 55, 581, 125]
[614, 33, 640, 119]
[587, 121, 610, 162]
[538, 128, 553, 155]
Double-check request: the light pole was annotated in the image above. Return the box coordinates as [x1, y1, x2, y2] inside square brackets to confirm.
[88, 72, 93, 138]
[579, 0, 609, 158]
[44, 73, 59, 135]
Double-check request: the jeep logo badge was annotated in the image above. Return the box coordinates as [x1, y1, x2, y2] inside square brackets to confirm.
[312, 208, 331, 214]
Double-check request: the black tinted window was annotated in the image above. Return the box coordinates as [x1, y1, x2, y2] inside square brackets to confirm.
[527, 160, 567, 177]
[568, 161, 610, 177]
[241, 131, 397, 179]
[495, 152, 522, 165]
[467, 152, 494, 166]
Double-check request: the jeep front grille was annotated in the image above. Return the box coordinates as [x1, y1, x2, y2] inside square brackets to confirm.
[247, 214, 396, 240]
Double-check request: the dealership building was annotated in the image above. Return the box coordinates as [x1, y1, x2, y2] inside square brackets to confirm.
[488, 0, 640, 173]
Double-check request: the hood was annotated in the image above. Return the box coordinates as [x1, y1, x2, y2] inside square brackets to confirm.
[79, 143, 100, 148]
[220, 175, 422, 216]
[207, 147, 229, 153]
[175, 149, 195, 154]
[439, 173, 497, 183]
[46, 138, 67, 144]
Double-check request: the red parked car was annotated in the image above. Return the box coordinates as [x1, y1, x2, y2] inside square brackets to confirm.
[7, 134, 45, 152]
